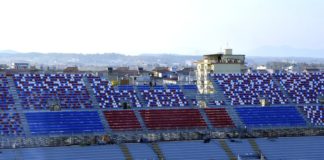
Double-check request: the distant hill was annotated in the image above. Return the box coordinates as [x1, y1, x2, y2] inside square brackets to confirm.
[0, 50, 323, 67]
[0, 52, 201, 67]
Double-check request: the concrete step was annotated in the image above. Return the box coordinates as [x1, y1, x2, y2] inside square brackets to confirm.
[7, 76, 24, 111]
[198, 108, 213, 129]
[212, 81, 231, 105]
[295, 106, 312, 128]
[97, 110, 111, 133]
[248, 138, 261, 155]
[133, 110, 148, 131]
[218, 139, 237, 160]
[272, 77, 293, 104]
[151, 143, 165, 160]
[82, 77, 100, 108]
[119, 143, 133, 160]
[19, 113, 31, 136]
[226, 107, 244, 128]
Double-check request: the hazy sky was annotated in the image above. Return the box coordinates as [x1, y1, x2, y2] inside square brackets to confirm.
[0, 0, 323, 55]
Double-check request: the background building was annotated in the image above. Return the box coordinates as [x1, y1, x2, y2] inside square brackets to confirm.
[12, 62, 29, 70]
[196, 49, 246, 94]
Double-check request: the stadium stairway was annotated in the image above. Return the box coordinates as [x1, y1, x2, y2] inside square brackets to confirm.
[198, 108, 213, 129]
[211, 79, 231, 106]
[218, 139, 236, 160]
[295, 106, 313, 127]
[134, 86, 147, 107]
[7, 76, 23, 111]
[272, 77, 293, 104]
[97, 110, 111, 133]
[248, 138, 262, 155]
[19, 113, 31, 136]
[82, 76, 100, 108]
[195, 94, 206, 107]
[133, 110, 148, 131]
[151, 142, 166, 160]
[180, 85, 196, 107]
[7, 76, 31, 136]
[226, 107, 244, 128]
[119, 143, 133, 160]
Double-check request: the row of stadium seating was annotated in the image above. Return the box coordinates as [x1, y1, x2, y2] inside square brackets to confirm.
[302, 105, 324, 126]
[1, 108, 232, 136]
[104, 110, 142, 130]
[181, 84, 199, 106]
[0, 73, 322, 110]
[235, 106, 306, 127]
[13, 74, 92, 110]
[138, 86, 189, 107]
[4, 106, 321, 136]
[2, 137, 324, 160]
[212, 72, 323, 106]
[89, 75, 142, 108]
[211, 73, 288, 105]
[26, 111, 104, 134]
[274, 72, 323, 104]
[140, 109, 206, 129]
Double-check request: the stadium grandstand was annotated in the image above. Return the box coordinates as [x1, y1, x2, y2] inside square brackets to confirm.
[0, 70, 323, 160]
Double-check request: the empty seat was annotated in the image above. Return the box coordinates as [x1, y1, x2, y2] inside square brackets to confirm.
[211, 73, 288, 105]
[140, 109, 206, 130]
[13, 74, 92, 110]
[158, 140, 229, 160]
[236, 106, 306, 128]
[138, 86, 189, 107]
[26, 111, 104, 134]
[103, 110, 142, 130]
[204, 108, 235, 128]
[88, 75, 141, 108]
[274, 72, 323, 104]
[256, 136, 324, 160]
[126, 143, 158, 160]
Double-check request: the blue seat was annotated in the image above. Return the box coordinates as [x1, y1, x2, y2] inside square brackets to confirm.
[236, 106, 306, 128]
[25, 111, 104, 135]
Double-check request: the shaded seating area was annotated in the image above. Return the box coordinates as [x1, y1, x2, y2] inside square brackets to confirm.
[256, 136, 324, 160]
[126, 143, 158, 159]
[0, 113, 23, 136]
[0, 145, 125, 160]
[302, 105, 324, 126]
[211, 73, 288, 105]
[140, 109, 206, 130]
[103, 110, 142, 131]
[225, 139, 255, 157]
[158, 140, 229, 160]
[235, 106, 306, 128]
[13, 74, 92, 110]
[204, 108, 235, 128]
[26, 111, 104, 134]
[274, 72, 323, 104]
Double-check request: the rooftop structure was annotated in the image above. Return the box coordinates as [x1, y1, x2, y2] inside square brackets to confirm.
[196, 49, 246, 94]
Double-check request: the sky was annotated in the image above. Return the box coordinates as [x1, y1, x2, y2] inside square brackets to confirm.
[0, 0, 323, 56]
